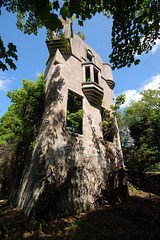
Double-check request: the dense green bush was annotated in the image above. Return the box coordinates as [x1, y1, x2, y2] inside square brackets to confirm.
[117, 88, 160, 171]
[0, 73, 45, 152]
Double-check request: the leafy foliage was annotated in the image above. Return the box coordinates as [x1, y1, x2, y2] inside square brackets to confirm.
[47, 28, 70, 50]
[101, 108, 114, 142]
[66, 109, 85, 134]
[76, 31, 86, 41]
[109, 0, 160, 69]
[117, 88, 160, 171]
[111, 94, 126, 112]
[66, 92, 84, 134]
[1, 0, 160, 70]
[102, 94, 126, 142]
[0, 37, 18, 71]
[116, 110, 134, 148]
[0, 73, 45, 152]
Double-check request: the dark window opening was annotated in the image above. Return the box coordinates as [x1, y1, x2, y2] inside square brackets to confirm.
[87, 50, 92, 62]
[101, 108, 114, 142]
[94, 68, 99, 84]
[85, 66, 90, 82]
[66, 91, 84, 134]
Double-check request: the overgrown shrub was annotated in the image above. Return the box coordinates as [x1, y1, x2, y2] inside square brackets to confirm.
[0, 74, 45, 196]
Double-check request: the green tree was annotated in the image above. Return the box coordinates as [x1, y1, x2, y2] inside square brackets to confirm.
[1, 0, 160, 71]
[116, 110, 134, 148]
[118, 87, 160, 171]
[102, 94, 126, 142]
[0, 38, 18, 71]
[111, 94, 126, 112]
[0, 73, 45, 151]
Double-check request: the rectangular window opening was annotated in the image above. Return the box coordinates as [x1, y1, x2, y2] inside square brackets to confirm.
[85, 66, 91, 82]
[87, 51, 92, 62]
[66, 91, 84, 134]
[94, 68, 99, 84]
[101, 108, 114, 142]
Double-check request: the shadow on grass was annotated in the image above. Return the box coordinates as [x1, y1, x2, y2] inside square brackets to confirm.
[0, 192, 160, 240]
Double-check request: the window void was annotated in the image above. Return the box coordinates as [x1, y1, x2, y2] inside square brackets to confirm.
[66, 91, 83, 134]
[85, 66, 90, 82]
[87, 50, 93, 62]
[101, 108, 114, 142]
[94, 67, 99, 84]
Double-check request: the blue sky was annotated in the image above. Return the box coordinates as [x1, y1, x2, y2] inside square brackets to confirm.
[0, 9, 160, 117]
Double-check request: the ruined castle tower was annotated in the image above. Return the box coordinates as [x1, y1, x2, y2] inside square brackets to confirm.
[15, 19, 123, 217]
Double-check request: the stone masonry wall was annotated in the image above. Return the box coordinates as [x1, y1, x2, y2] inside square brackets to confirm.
[14, 26, 123, 217]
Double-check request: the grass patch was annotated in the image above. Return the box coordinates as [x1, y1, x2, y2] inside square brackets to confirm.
[128, 182, 144, 195]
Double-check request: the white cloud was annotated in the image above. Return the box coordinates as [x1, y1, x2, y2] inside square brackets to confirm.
[142, 74, 160, 90]
[0, 71, 12, 91]
[151, 39, 160, 54]
[120, 89, 141, 108]
[118, 74, 160, 108]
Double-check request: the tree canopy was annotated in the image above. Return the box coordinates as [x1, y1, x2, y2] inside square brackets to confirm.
[117, 87, 160, 171]
[0, 74, 45, 152]
[1, 0, 160, 71]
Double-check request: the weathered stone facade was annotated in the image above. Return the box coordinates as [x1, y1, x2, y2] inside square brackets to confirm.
[15, 19, 123, 217]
